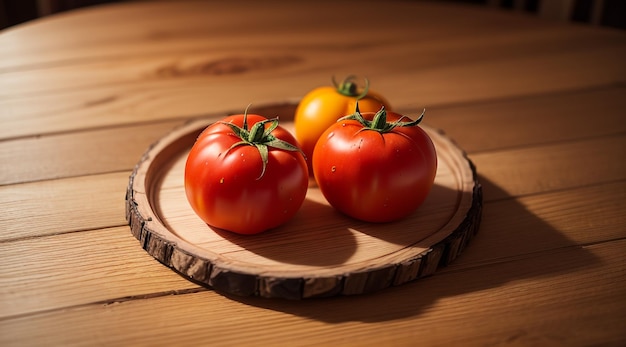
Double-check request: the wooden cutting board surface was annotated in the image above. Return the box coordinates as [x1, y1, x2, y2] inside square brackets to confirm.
[125, 103, 482, 299]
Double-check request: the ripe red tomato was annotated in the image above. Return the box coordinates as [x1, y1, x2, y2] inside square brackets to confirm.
[312, 106, 437, 223]
[185, 111, 308, 235]
[294, 76, 391, 174]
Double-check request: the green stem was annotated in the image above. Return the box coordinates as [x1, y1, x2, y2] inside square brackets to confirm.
[339, 103, 425, 133]
[332, 75, 370, 98]
[219, 108, 304, 179]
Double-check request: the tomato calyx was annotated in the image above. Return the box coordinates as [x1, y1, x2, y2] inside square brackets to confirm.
[339, 104, 425, 133]
[332, 75, 370, 99]
[219, 109, 305, 179]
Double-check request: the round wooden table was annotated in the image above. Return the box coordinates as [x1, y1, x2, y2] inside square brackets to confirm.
[1, 1, 625, 345]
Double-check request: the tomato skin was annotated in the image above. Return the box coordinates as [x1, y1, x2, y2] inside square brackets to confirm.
[294, 83, 390, 173]
[312, 111, 437, 223]
[185, 114, 308, 235]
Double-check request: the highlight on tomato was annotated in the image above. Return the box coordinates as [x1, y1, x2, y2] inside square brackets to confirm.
[184, 108, 309, 235]
[294, 75, 391, 174]
[312, 105, 437, 223]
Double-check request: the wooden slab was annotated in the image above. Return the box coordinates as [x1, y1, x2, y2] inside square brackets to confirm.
[125, 103, 482, 299]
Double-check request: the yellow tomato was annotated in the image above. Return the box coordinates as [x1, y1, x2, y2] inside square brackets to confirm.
[294, 76, 391, 174]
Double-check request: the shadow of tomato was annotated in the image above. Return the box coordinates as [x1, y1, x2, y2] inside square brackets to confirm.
[220, 175, 599, 322]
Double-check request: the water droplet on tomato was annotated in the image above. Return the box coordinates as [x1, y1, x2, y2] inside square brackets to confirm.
[331, 166, 336, 173]
[220, 177, 224, 184]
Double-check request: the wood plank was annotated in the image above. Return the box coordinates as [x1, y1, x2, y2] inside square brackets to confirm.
[0, 226, 199, 319]
[1, 180, 622, 318]
[425, 86, 626, 153]
[2, 1, 618, 71]
[1, 3, 624, 140]
[0, 172, 128, 242]
[0, 120, 184, 185]
[1, 115, 623, 247]
[0, 124, 623, 244]
[1, 238, 623, 346]
[3, 130, 624, 204]
[444, 180, 626, 268]
[1, 17, 624, 99]
[1, 47, 624, 140]
[2, 88, 624, 185]
[475, 134, 626, 200]
[0, 102, 292, 185]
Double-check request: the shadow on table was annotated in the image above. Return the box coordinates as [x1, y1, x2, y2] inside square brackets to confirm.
[221, 175, 599, 323]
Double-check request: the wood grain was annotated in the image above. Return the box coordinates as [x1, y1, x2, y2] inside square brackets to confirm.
[0, 226, 200, 319]
[2, 98, 622, 242]
[2, 179, 622, 319]
[474, 133, 626, 200]
[2, 23, 624, 99]
[0, 121, 184, 185]
[1, 2, 624, 140]
[2, 47, 624, 140]
[2, 86, 624, 186]
[2, 131, 621, 246]
[0, 173, 128, 242]
[1, 239, 623, 346]
[427, 86, 626, 153]
[2, 1, 622, 71]
[442, 180, 626, 268]
[1, 0, 625, 345]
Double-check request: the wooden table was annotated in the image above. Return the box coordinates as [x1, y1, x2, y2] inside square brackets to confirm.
[1, 0, 625, 345]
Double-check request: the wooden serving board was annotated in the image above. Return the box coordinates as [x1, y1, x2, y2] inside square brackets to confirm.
[125, 103, 482, 299]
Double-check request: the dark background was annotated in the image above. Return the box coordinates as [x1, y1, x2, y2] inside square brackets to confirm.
[1, 0, 625, 30]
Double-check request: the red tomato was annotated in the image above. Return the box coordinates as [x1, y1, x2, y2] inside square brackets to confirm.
[185, 112, 308, 234]
[312, 106, 437, 223]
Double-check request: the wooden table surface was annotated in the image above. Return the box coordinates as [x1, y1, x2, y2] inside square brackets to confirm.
[1, 0, 625, 345]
